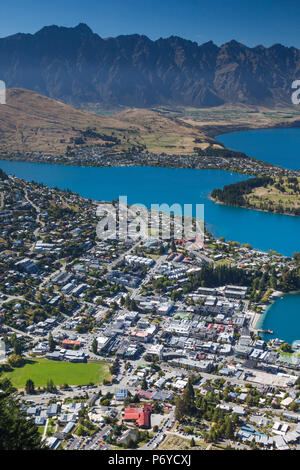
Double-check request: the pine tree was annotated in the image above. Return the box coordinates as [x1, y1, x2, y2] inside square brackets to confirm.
[175, 396, 186, 422]
[25, 379, 35, 395]
[141, 377, 148, 390]
[48, 333, 55, 352]
[46, 379, 56, 393]
[91, 338, 98, 354]
[13, 338, 23, 356]
[224, 416, 235, 439]
[182, 377, 195, 413]
[175, 378, 196, 421]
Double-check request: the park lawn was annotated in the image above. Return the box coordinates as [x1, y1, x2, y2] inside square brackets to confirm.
[3, 358, 111, 389]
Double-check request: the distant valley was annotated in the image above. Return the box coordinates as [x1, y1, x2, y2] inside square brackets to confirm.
[1, 88, 300, 162]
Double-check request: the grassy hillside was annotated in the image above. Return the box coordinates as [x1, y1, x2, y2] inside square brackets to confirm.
[0, 88, 217, 157]
[245, 176, 300, 215]
[211, 176, 300, 216]
[153, 104, 300, 137]
[1, 89, 300, 158]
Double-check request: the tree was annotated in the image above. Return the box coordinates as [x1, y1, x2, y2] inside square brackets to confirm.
[141, 377, 148, 390]
[109, 360, 119, 375]
[12, 337, 23, 356]
[152, 402, 163, 414]
[190, 437, 196, 447]
[0, 379, 46, 450]
[132, 394, 140, 403]
[289, 401, 299, 412]
[8, 354, 24, 368]
[46, 379, 56, 393]
[174, 378, 196, 421]
[280, 343, 292, 353]
[126, 438, 137, 449]
[175, 395, 186, 422]
[61, 383, 70, 390]
[25, 379, 35, 395]
[91, 338, 98, 355]
[48, 333, 55, 353]
[35, 292, 43, 304]
[224, 416, 235, 439]
[182, 377, 195, 412]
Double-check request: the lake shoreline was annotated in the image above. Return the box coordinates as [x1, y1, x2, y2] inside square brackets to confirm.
[0, 152, 290, 178]
[210, 195, 300, 219]
[210, 120, 300, 140]
[1, 121, 300, 177]
[1, 159, 299, 256]
[254, 290, 300, 343]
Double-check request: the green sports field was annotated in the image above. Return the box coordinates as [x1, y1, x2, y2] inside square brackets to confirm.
[2, 359, 111, 389]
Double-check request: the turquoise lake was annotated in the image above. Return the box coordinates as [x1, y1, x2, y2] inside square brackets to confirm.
[216, 127, 300, 344]
[257, 293, 300, 344]
[216, 127, 300, 171]
[0, 125, 300, 343]
[0, 159, 299, 257]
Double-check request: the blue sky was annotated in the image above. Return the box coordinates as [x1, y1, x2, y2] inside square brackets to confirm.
[1, 0, 300, 48]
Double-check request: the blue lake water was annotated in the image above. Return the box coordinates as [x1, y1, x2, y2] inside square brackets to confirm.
[1, 125, 300, 344]
[216, 128, 300, 344]
[257, 293, 300, 344]
[0, 159, 299, 257]
[216, 127, 300, 171]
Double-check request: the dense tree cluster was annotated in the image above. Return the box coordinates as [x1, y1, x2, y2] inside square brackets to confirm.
[175, 377, 237, 443]
[0, 379, 45, 450]
[211, 177, 273, 207]
[211, 176, 300, 215]
[248, 266, 300, 303]
[183, 264, 251, 293]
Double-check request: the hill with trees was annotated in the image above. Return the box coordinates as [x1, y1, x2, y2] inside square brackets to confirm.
[211, 176, 300, 216]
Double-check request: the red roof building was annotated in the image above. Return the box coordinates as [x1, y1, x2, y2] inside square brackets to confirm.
[124, 404, 152, 428]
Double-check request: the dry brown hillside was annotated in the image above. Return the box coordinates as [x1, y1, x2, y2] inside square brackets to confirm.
[0, 88, 217, 156]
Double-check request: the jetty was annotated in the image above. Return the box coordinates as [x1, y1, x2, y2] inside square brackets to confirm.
[257, 329, 274, 334]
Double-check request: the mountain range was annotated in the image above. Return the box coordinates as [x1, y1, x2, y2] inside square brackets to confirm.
[0, 23, 300, 108]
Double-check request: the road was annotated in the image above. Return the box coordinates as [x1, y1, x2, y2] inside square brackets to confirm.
[131, 254, 168, 300]
[23, 187, 46, 246]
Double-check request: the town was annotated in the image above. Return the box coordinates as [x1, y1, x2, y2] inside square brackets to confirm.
[3, 143, 300, 180]
[0, 168, 300, 451]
